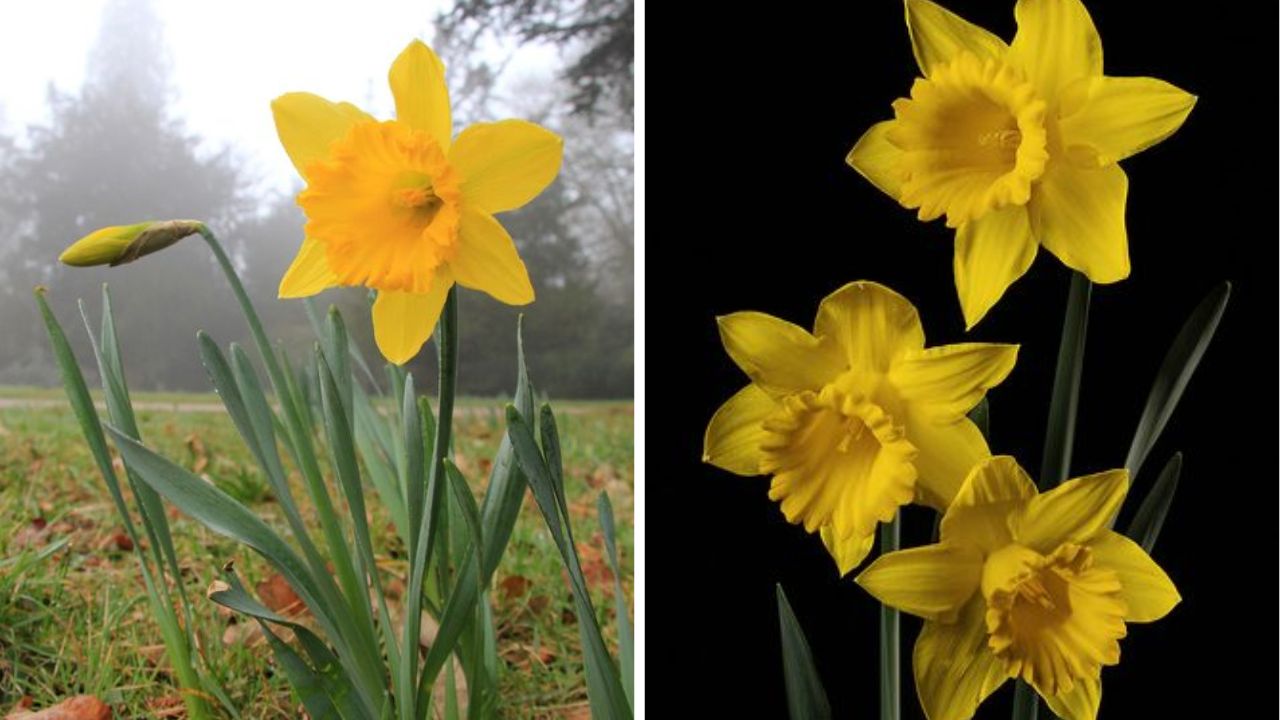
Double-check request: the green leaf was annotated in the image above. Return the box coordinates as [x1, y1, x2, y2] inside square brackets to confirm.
[208, 568, 368, 720]
[597, 492, 633, 707]
[506, 405, 632, 720]
[1126, 452, 1181, 554]
[776, 584, 832, 720]
[103, 425, 378, 714]
[1039, 271, 1092, 490]
[1125, 282, 1230, 479]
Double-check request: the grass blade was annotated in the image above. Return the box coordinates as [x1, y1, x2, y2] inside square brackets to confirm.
[1125, 282, 1229, 478]
[776, 584, 832, 720]
[1126, 452, 1182, 553]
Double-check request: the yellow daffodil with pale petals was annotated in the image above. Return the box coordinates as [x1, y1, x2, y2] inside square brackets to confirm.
[857, 456, 1179, 720]
[703, 281, 1018, 574]
[848, 0, 1195, 329]
[272, 40, 563, 364]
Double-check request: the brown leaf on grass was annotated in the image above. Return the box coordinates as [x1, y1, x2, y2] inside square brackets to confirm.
[95, 531, 133, 553]
[498, 574, 531, 600]
[564, 535, 613, 592]
[185, 434, 208, 474]
[255, 573, 305, 617]
[137, 644, 169, 668]
[142, 695, 184, 718]
[527, 595, 551, 616]
[4, 695, 111, 719]
[586, 464, 616, 489]
[12, 518, 50, 549]
[557, 703, 592, 720]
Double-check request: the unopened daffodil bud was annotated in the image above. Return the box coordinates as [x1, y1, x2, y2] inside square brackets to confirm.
[59, 220, 204, 267]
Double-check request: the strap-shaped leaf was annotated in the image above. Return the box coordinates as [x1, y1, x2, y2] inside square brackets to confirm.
[598, 492, 633, 707]
[776, 584, 832, 720]
[506, 405, 632, 720]
[1126, 452, 1182, 554]
[1125, 282, 1229, 478]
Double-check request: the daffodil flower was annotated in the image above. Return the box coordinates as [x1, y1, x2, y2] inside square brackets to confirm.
[703, 281, 1017, 573]
[272, 40, 563, 364]
[857, 456, 1179, 720]
[848, 0, 1195, 329]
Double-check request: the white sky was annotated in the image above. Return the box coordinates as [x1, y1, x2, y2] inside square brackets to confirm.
[0, 0, 559, 195]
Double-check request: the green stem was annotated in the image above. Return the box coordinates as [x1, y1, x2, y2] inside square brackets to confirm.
[1038, 271, 1092, 489]
[402, 287, 459, 719]
[1016, 271, 1092, 720]
[1012, 682, 1040, 720]
[879, 514, 900, 720]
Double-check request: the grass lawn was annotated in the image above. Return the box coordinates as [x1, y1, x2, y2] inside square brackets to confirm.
[0, 392, 632, 718]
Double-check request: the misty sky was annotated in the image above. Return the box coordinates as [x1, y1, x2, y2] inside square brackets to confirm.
[0, 0, 558, 194]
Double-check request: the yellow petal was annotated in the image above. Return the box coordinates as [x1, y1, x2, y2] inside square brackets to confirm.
[388, 40, 452, 150]
[371, 277, 453, 365]
[278, 237, 338, 298]
[904, 0, 1010, 76]
[1042, 676, 1100, 720]
[814, 281, 924, 373]
[940, 455, 1036, 552]
[847, 120, 905, 199]
[1059, 75, 1196, 166]
[820, 525, 876, 577]
[906, 416, 990, 509]
[451, 120, 563, 214]
[703, 384, 777, 476]
[953, 206, 1038, 330]
[1089, 530, 1180, 622]
[891, 343, 1019, 423]
[855, 542, 982, 620]
[914, 597, 1009, 720]
[717, 312, 844, 397]
[1013, 469, 1128, 552]
[452, 208, 534, 305]
[1030, 161, 1129, 284]
[1008, 0, 1103, 100]
[271, 92, 373, 178]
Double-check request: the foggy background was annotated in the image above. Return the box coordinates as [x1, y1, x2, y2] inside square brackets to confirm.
[0, 0, 633, 398]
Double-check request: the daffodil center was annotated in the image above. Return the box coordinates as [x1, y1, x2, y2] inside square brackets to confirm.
[889, 52, 1049, 228]
[757, 374, 917, 542]
[982, 543, 1127, 697]
[298, 120, 461, 294]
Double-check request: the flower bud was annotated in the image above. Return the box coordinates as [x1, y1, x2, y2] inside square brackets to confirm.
[59, 220, 204, 267]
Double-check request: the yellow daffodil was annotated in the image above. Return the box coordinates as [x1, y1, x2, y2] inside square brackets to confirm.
[703, 281, 1017, 574]
[857, 456, 1179, 720]
[59, 220, 203, 267]
[848, 0, 1195, 329]
[272, 40, 563, 364]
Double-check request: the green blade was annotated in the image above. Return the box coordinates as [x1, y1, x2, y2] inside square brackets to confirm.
[1125, 282, 1229, 478]
[776, 584, 832, 720]
[597, 492, 633, 707]
[506, 405, 632, 720]
[1126, 452, 1182, 554]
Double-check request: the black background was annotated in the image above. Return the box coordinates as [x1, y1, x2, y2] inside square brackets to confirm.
[646, 1, 1277, 717]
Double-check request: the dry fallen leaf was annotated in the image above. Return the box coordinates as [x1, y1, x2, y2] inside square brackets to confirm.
[256, 573, 305, 617]
[12, 518, 50, 549]
[4, 695, 111, 720]
[185, 433, 208, 474]
[498, 574, 531, 600]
